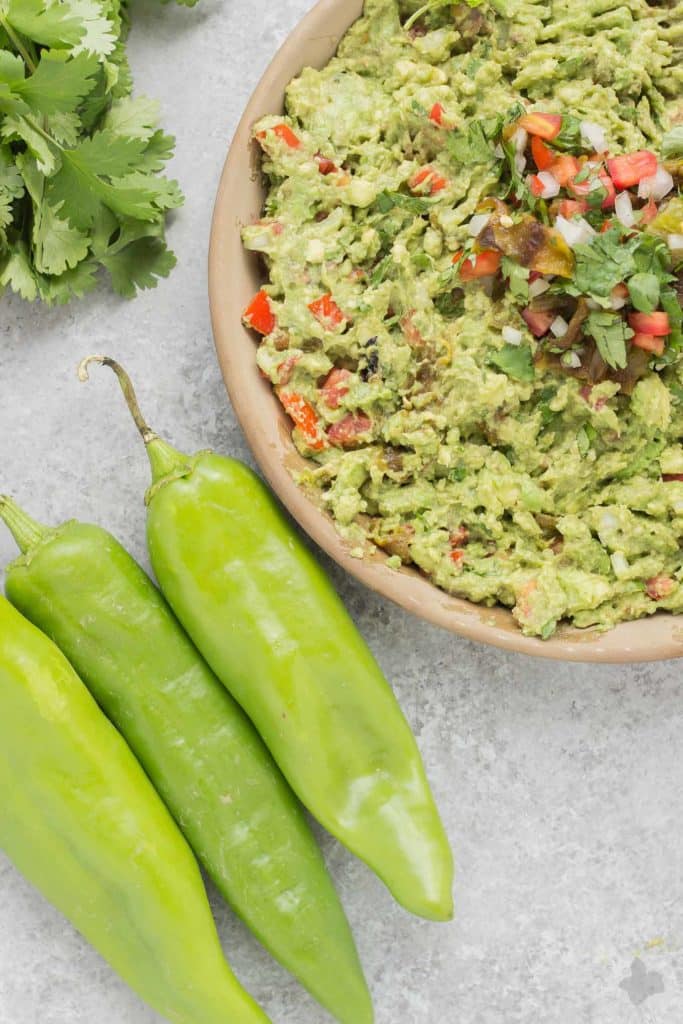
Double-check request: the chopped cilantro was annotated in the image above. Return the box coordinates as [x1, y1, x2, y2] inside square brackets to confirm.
[375, 191, 434, 215]
[572, 228, 639, 298]
[627, 272, 660, 313]
[551, 114, 582, 152]
[447, 116, 501, 166]
[489, 343, 535, 381]
[501, 256, 529, 303]
[585, 311, 632, 370]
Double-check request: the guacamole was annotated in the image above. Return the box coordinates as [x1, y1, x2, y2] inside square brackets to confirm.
[242, 0, 683, 638]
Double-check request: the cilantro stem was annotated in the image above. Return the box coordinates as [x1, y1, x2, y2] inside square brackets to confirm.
[0, 14, 36, 73]
[404, 0, 451, 31]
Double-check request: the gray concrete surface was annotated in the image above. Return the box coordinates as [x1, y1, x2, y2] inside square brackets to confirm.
[1, 2, 682, 1022]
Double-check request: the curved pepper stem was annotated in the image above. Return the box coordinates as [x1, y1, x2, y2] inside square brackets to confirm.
[0, 495, 47, 554]
[77, 356, 190, 488]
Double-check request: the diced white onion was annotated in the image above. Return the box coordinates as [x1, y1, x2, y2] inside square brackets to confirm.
[550, 315, 569, 338]
[610, 551, 629, 578]
[615, 190, 635, 228]
[529, 277, 551, 298]
[515, 151, 527, 175]
[561, 351, 582, 368]
[512, 127, 528, 153]
[502, 326, 523, 346]
[468, 213, 491, 237]
[537, 171, 560, 199]
[580, 120, 608, 154]
[601, 511, 618, 532]
[555, 215, 596, 248]
[638, 165, 674, 201]
[494, 143, 505, 159]
[586, 298, 601, 310]
[668, 233, 683, 251]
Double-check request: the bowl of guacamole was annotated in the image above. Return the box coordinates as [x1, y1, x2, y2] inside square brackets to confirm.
[210, 0, 683, 660]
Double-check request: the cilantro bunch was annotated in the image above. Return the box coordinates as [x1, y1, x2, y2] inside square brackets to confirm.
[0, 0, 194, 305]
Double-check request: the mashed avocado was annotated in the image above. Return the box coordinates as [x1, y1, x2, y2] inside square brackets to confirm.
[242, 0, 683, 638]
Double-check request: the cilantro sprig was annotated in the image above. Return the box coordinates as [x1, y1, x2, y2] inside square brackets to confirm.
[0, 0, 194, 305]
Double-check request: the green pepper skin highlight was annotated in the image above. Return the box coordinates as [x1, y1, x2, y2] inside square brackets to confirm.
[0, 595, 269, 1024]
[0, 503, 372, 1024]
[146, 448, 454, 922]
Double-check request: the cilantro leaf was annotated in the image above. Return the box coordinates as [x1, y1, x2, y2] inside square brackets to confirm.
[489, 343, 535, 381]
[101, 234, 177, 298]
[102, 96, 161, 140]
[572, 228, 638, 298]
[5, 0, 116, 56]
[13, 50, 99, 116]
[585, 311, 632, 370]
[447, 117, 499, 166]
[627, 272, 660, 313]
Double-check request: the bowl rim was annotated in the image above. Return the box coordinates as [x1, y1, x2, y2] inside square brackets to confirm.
[208, 0, 683, 663]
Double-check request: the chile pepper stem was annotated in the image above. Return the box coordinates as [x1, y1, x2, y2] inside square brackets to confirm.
[0, 496, 47, 554]
[78, 356, 157, 445]
[77, 355, 191, 488]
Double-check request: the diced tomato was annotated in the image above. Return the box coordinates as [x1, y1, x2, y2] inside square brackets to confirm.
[529, 174, 546, 198]
[531, 135, 555, 171]
[529, 271, 543, 283]
[279, 392, 327, 450]
[631, 333, 665, 355]
[558, 198, 589, 218]
[663, 474, 683, 482]
[277, 354, 300, 386]
[517, 112, 562, 141]
[522, 307, 554, 337]
[409, 166, 449, 195]
[450, 549, 465, 566]
[458, 249, 502, 281]
[569, 169, 615, 209]
[320, 367, 351, 409]
[607, 150, 658, 189]
[600, 219, 616, 234]
[548, 154, 580, 187]
[243, 290, 276, 335]
[308, 293, 346, 329]
[429, 102, 445, 126]
[272, 123, 301, 149]
[628, 311, 670, 336]
[645, 576, 675, 601]
[640, 196, 659, 224]
[315, 153, 337, 175]
[327, 413, 372, 447]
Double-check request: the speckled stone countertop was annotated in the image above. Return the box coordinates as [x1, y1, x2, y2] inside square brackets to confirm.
[1, 2, 682, 1022]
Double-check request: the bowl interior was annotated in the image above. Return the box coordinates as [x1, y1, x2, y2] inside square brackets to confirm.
[208, 0, 683, 663]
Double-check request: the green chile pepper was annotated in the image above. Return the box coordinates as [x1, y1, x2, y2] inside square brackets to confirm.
[0, 595, 268, 1024]
[0, 498, 372, 1024]
[80, 356, 454, 923]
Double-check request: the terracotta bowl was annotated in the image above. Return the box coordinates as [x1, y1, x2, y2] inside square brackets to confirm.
[208, 0, 683, 662]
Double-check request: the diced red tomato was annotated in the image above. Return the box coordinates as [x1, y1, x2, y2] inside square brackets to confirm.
[279, 392, 327, 450]
[429, 102, 445, 126]
[409, 166, 449, 195]
[569, 169, 615, 210]
[531, 135, 555, 171]
[548, 154, 580, 187]
[308, 293, 346, 329]
[327, 413, 372, 447]
[277, 354, 300, 386]
[522, 307, 554, 337]
[663, 474, 683, 482]
[315, 153, 337, 175]
[458, 249, 502, 281]
[628, 311, 670, 336]
[645, 576, 675, 601]
[272, 123, 301, 149]
[607, 150, 658, 189]
[320, 367, 351, 409]
[450, 549, 465, 566]
[631, 333, 665, 355]
[600, 219, 616, 233]
[243, 290, 276, 335]
[517, 112, 562, 141]
[640, 196, 659, 224]
[557, 198, 589, 218]
[529, 174, 546, 198]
